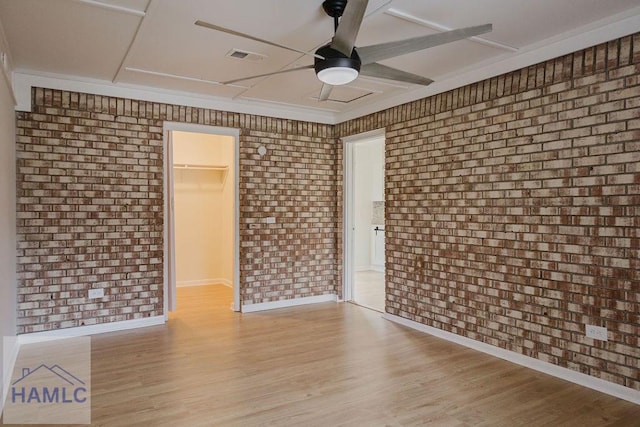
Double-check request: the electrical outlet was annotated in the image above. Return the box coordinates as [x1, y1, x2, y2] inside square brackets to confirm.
[585, 324, 608, 341]
[88, 288, 104, 299]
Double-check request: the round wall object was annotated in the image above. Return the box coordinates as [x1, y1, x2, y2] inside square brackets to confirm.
[257, 146, 267, 156]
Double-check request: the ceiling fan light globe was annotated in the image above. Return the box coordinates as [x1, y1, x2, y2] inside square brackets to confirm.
[317, 67, 359, 85]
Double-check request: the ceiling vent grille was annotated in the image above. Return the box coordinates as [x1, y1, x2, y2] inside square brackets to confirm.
[225, 49, 266, 61]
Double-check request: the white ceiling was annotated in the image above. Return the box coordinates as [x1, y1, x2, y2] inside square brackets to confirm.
[1, 0, 639, 123]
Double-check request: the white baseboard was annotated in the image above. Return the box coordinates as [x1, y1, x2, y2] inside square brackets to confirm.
[355, 265, 384, 273]
[242, 294, 337, 313]
[17, 316, 165, 345]
[2, 336, 19, 417]
[3, 316, 164, 415]
[177, 278, 233, 288]
[384, 313, 640, 406]
[218, 280, 233, 288]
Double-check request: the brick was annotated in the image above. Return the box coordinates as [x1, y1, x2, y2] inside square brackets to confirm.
[335, 34, 640, 391]
[17, 33, 640, 393]
[18, 88, 336, 335]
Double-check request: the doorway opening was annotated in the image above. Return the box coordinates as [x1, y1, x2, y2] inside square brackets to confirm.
[163, 123, 240, 317]
[344, 129, 385, 312]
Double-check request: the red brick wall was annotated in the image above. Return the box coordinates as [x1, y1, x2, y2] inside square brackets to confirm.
[337, 34, 640, 390]
[14, 33, 639, 391]
[16, 89, 337, 333]
[240, 129, 338, 303]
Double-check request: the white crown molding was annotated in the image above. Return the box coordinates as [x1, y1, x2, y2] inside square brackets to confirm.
[384, 313, 640, 406]
[12, 71, 337, 124]
[10, 6, 640, 126]
[336, 6, 640, 123]
[241, 294, 337, 313]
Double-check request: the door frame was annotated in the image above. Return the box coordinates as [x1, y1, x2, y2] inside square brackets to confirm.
[342, 128, 386, 302]
[163, 122, 241, 316]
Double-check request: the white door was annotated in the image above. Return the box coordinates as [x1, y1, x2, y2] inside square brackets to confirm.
[371, 225, 385, 270]
[344, 130, 386, 312]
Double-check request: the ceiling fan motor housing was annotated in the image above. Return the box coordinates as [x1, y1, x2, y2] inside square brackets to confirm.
[322, 0, 348, 18]
[314, 44, 361, 78]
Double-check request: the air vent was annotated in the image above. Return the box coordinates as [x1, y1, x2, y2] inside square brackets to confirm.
[225, 49, 266, 61]
[230, 50, 248, 59]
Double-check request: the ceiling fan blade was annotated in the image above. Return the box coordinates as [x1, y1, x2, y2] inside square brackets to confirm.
[358, 24, 492, 65]
[195, 20, 323, 60]
[318, 83, 334, 101]
[222, 65, 314, 85]
[360, 63, 433, 86]
[331, 0, 369, 57]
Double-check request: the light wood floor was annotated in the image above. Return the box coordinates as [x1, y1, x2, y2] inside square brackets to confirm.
[353, 270, 385, 312]
[5, 285, 640, 426]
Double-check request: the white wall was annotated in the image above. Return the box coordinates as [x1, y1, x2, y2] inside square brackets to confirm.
[353, 138, 384, 270]
[173, 131, 234, 286]
[0, 69, 16, 402]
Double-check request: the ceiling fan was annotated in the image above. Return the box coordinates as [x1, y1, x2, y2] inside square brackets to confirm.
[195, 0, 492, 101]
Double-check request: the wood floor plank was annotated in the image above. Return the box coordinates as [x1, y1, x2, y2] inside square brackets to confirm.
[4, 284, 640, 426]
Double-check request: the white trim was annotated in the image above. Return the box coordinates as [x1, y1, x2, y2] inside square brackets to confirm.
[336, 8, 640, 123]
[12, 71, 335, 124]
[241, 294, 337, 313]
[6, 329, 138, 416]
[73, 0, 146, 17]
[342, 128, 386, 143]
[343, 141, 355, 302]
[163, 123, 241, 314]
[5, 316, 165, 412]
[384, 313, 640, 406]
[343, 128, 386, 302]
[8, 9, 640, 125]
[17, 316, 165, 345]
[112, 0, 156, 83]
[385, 8, 518, 52]
[355, 265, 384, 273]
[2, 336, 19, 415]
[232, 125, 240, 312]
[163, 122, 241, 136]
[124, 67, 227, 87]
[165, 129, 176, 315]
[177, 279, 233, 288]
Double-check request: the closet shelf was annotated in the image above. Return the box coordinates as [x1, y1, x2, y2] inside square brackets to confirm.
[173, 163, 229, 187]
[173, 164, 229, 171]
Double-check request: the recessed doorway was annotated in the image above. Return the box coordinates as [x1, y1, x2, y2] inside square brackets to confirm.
[163, 123, 240, 316]
[344, 129, 385, 312]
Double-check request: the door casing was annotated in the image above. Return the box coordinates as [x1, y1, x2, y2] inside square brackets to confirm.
[342, 128, 386, 303]
[163, 122, 241, 315]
